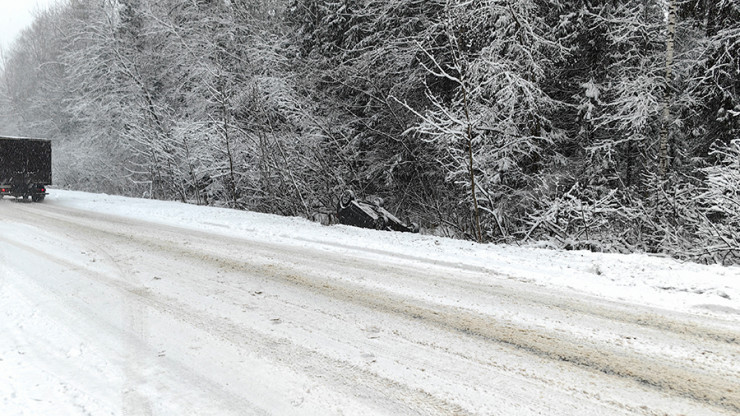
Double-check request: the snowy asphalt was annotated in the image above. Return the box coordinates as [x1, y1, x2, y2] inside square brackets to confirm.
[1, 193, 738, 415]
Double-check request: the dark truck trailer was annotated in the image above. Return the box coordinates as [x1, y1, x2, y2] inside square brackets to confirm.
[0, 136, 52, 202]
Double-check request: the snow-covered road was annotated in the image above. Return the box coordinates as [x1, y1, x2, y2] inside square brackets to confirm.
[1, 191, 739, 415]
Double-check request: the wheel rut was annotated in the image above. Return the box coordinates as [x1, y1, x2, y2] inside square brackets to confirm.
[5, 202, 740, 414]
[0, 219, 470, 416]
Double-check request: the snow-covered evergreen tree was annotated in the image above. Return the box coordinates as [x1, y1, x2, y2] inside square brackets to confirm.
[1, 0, 738, 263]
[400, 0, 566, 241]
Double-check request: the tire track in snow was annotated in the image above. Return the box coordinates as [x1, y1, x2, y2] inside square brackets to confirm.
[8, 202, 740, 414]
[248, 265, 740, 414]
[0, 234, 273, 416]
[0, 226, 470, 415]
[294, 237, 740, 345]
[29, 202, 739, 344]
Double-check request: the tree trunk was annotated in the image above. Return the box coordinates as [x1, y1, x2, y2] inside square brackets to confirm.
[659, 0, 677, 178]
[221, 91, 238, 207]
[462, 85, 483, 243]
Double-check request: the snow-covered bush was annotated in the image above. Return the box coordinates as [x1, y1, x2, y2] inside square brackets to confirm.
[523, 180, 647, 253]
[693, 140, 740, 264]
[636, 142, 740, 265]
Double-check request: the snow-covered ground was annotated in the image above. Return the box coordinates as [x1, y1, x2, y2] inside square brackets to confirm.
[1, 189, 738, 415]
[41, 190, 740, 317]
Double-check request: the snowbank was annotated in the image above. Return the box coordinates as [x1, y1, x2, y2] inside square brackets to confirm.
[45, 189, 739, 319]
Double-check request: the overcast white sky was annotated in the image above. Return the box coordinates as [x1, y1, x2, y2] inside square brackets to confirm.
[0, 0, 59, 51]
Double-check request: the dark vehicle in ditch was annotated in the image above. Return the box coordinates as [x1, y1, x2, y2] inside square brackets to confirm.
[336, 190, 418, 233]
[0, 136, 52, 202]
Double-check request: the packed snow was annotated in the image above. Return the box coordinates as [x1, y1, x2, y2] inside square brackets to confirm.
[1, 189, 738, 416]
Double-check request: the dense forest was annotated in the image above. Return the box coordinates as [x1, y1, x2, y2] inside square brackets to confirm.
[1, 0, 738, 264]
